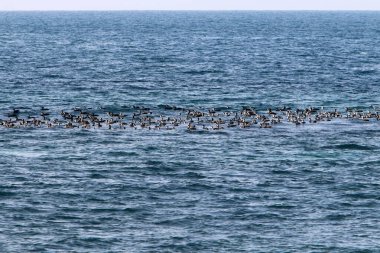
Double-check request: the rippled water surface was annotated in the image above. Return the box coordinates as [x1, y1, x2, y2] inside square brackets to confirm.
[0, 11, 380, 252]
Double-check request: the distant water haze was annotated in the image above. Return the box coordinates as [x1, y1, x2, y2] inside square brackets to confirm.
[1, 0, 380, 11]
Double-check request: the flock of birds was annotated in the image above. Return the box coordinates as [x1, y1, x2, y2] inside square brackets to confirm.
[1, 105, 379, 131]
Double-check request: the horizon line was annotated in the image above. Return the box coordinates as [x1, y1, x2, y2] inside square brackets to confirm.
[1, 9, 380, 12]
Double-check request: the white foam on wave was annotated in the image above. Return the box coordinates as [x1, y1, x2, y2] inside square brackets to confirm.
[1, 150, 47, 158]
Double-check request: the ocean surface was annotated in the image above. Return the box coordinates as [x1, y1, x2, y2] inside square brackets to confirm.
[0, 11, 380, 252]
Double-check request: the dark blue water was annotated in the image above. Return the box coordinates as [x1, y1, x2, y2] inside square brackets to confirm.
[0, 11, 380, 252]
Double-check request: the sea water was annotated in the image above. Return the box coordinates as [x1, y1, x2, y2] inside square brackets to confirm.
[0, 11, 379, 252]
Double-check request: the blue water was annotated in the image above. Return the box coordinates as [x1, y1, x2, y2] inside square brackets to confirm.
[0, 11, 380, 252]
